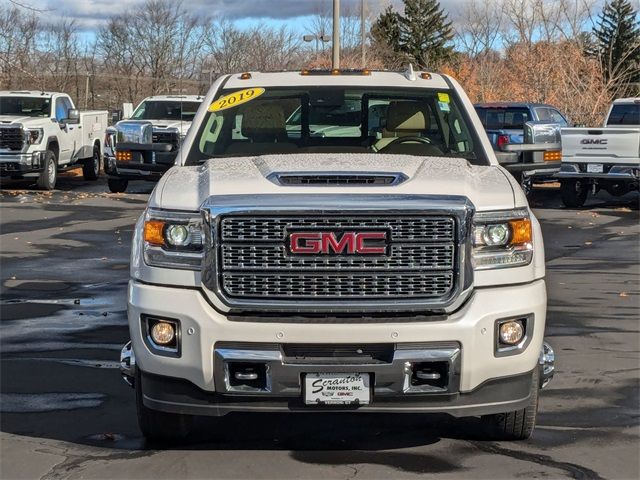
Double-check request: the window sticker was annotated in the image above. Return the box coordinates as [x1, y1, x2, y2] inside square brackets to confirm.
[438, 101, 451, 112]
[208, 88, 265, 112]
[437, 92, 450, 103]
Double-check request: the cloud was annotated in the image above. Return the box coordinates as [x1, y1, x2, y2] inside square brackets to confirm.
[24, 0, 467, 30]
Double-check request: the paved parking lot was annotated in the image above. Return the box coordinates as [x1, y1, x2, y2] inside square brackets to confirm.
[1, 174, 638, 479]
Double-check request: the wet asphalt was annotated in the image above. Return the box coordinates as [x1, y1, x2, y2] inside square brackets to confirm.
[0, 173, 638, 480]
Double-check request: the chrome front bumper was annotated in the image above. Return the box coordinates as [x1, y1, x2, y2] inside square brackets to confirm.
[0, 151, 45, 174]
[121, 341, 556, 412]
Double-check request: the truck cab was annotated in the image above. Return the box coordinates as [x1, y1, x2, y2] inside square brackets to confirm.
[104, 94, 203, 193]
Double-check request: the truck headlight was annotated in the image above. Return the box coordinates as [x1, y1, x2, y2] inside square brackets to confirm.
[472, 208, 533, 270]
[143, 209, 203, 270]
[26, 128, 44, 145]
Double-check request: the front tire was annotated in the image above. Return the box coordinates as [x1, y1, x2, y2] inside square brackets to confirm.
[560, 179, 588, 207]
[36, 151, 57, 190]
[82, 145, 101, 181]
[136, 370, 194, 443]
[108, 178, 128, 193]
[481, 368, 539, 440]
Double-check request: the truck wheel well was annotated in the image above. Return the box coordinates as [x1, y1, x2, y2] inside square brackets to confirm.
[93, 139, 101, 152]
[47, 140, 59, 161]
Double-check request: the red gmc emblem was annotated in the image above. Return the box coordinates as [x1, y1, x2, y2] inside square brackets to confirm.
[289, 231, 388, 255]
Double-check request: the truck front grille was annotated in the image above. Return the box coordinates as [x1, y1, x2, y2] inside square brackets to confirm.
[217, 215, 457, 300]
[0, 127, 24, 151]
[222, 272, 454, 298]
[151, 130, 179, 151]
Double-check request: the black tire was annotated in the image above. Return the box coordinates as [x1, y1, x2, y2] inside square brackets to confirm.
[136, 370, 194, 443]
[36, 150, 57, 190]
[481, 368, 539, 441]
[560, 179, 588, 208]
[82, 145, 101, 181]
[513, 171, 533, 198]
[108, 178, 128, 193]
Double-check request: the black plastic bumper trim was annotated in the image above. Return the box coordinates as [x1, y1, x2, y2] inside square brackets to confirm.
[140, 368, 534, 418]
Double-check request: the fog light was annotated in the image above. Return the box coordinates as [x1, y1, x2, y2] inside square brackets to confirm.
[499, 320, 524, 345]
[150, 321, 175, 345]
[166, 224, 189, 246]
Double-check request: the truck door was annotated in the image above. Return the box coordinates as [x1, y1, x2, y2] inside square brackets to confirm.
[54, 96, 77, 165]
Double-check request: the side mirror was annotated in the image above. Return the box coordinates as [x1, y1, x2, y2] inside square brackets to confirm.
[523, 121, 560, 144]
[122, 103, 133, 120]
[115, 121, 153, 145]
[65, 109, 80, 125]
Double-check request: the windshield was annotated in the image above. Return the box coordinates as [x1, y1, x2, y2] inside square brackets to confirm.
[187, 86, 487, 165]
[475, 107, 530, 130]
[132, 100, 201, 121]
[607, 104, 640, 126]
[0, 96, 51, 117]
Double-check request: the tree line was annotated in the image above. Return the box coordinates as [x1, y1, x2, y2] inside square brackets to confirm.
[0, 0, 638, 125]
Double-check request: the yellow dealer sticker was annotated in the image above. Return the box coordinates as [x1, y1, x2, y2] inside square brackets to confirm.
[437, 92, 450, 103]
[208, 87, 265, 112]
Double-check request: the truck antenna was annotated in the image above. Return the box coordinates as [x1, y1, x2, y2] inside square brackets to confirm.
[404, 64, 416, 82]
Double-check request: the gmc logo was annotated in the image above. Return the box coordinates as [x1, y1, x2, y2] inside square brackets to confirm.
[289, 231, 388, 255]
[581, 139, 608, 145]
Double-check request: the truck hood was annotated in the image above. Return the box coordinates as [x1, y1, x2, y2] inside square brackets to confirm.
[0, 115, 47, 126]
[141, 119, 192, 135]
[151, 154, 519, 212]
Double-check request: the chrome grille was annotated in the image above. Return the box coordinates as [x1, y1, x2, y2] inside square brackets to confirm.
[222, 244, 453, 271]
[218, 215, 457, 300]
[221, 217, 454, 242]
[222, 272, 453, 298]
[0, 127, 24, 151]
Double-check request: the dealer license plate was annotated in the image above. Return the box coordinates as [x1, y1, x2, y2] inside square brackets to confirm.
[304, 373, 370, 405]
[587, 163, 604, 173]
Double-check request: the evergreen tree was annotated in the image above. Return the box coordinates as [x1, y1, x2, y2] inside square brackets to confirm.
[371, 0, 453, 69]
[399, 0, 453, 68]
[371, 6, 401, 52]
[592, 0, 640, 88]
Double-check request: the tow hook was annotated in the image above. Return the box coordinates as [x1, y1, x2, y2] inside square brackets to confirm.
[120, 341, 136, 388]
[538, 341, 555, 389]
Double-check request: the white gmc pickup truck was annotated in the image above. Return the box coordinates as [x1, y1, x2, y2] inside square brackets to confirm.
[119, 69, 555, 442]
[0, 91, 107, 189]
[558, 97, 640, 207]
[104, 95, 203, 193]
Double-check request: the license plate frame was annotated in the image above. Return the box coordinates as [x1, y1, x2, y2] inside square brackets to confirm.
[587, 163, 604, 173]
[304, 372, 371, 405]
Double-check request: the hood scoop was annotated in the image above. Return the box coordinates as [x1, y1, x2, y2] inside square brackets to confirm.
[269, 172, 408, 187]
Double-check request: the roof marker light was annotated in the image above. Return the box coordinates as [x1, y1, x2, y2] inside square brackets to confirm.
[240, 72, 252, 80]
[421, 72, 432, 80]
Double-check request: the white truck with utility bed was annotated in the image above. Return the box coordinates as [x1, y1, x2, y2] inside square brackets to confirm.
[104, 94, 203, 193]
[0, 91, 107, 189]
[558, 97, 640, 207]
[119, 69, 555, 442]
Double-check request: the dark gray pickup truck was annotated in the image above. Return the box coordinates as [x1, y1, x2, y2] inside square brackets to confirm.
[475, 102, 569, 195]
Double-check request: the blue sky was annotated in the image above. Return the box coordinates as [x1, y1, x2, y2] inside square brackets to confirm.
[26, 0, 424, 35]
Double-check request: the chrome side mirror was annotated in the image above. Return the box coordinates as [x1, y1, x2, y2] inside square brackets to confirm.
[115, 120, 153, 145]
[524, 121, 561, 144]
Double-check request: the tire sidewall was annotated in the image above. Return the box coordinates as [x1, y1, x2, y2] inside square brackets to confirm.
[38, 151, 57, 190]
[92, 146, 101, 177]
